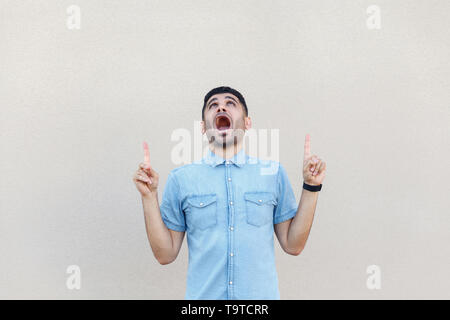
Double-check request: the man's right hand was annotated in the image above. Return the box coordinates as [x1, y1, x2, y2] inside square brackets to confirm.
[133, 142, 159, 196]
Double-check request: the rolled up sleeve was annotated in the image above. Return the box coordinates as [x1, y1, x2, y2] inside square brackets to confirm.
[160, 172, 186, 232]
[273, 164, 298, 224]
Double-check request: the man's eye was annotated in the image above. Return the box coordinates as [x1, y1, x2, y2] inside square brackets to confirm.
[227, 101, 235, 106]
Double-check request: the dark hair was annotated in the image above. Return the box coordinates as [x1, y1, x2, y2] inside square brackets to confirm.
[202, 86, 248, 120]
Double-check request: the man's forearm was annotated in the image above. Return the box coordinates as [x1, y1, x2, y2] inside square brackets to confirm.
[286, 189, 319, 254]
[141, 192, 175, 264]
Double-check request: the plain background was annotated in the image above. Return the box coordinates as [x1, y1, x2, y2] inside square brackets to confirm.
[1, 0, 449, 299]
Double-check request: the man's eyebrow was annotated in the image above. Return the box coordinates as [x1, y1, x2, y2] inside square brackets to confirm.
[207, 97, 218, 107]
[225, 96, 238, 103]
[207, 96, 238, 107]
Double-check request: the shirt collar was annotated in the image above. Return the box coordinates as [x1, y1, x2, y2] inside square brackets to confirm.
[204, 148, 247, 168]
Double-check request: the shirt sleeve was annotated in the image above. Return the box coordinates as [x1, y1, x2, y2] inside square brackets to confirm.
[273, 163, 298, 224]
[160, 172, 186, 232]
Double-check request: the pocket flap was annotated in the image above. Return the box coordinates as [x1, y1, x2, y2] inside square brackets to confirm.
[187, 194, 217, 208]
[244, 192, 277, 205]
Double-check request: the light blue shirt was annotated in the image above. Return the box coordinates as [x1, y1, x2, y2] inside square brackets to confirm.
[160, 148, 298, 299]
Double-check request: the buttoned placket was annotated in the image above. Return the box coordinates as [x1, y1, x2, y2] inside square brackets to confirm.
[225, 160, 235, 299]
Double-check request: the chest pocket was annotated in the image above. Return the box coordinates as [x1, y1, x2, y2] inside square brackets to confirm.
[185, 194, 218, 230]
[244, 191, 277, 227]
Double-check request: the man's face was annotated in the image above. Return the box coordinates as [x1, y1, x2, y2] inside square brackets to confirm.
[202, 93, 251, 148]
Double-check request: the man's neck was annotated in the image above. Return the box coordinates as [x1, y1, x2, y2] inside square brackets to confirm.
[209, 142, 243, 160]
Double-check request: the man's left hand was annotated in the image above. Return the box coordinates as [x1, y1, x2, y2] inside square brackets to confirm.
[303, 133, 326, 186]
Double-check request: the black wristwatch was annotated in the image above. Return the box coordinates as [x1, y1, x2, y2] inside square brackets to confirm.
[303, 182, 322, 192]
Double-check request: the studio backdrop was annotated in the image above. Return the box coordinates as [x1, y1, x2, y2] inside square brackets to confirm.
[0, 0, 449, 299]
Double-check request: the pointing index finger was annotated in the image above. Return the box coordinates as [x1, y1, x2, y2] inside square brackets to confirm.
[143, 141, 150, 165]
[304, 133, 311, 159]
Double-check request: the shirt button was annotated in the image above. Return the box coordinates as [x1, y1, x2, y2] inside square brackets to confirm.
[230, 201, 233, 205]
[230, 253, 234, 257]
[228, 177, 231, 181]
[226, 161, 230, 165]
[258, 199, 262, 203]
[199, 202, 204, 206]
[229, 281, 233, 285]
[230, 226, 234, 231]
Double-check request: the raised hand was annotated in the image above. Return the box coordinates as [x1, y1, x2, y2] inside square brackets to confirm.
[133, 141, 159, 196]
[302, 134, 326, 186]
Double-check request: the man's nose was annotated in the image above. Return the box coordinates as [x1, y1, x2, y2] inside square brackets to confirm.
[217, 104, 228, 113]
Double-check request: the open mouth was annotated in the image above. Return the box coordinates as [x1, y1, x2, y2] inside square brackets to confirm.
[215, 113, 232, 132]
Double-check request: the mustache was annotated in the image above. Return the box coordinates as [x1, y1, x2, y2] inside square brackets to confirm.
[206, 116, 245, 129]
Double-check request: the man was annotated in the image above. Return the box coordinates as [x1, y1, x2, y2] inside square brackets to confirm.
[132, 86, 326, 299]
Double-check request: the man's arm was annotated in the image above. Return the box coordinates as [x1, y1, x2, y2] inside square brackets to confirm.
[141, 191, 185, 265]
[275, 189, 318, 255]
[133, 142, 185, 265]
[275, 134, 326, 256]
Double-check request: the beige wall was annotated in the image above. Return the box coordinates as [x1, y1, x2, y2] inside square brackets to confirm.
[0, 0, 449, 299]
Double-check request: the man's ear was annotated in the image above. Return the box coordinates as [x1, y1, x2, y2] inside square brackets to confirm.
[201, 120, 206, 134]
[244, 116, 252, 130]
